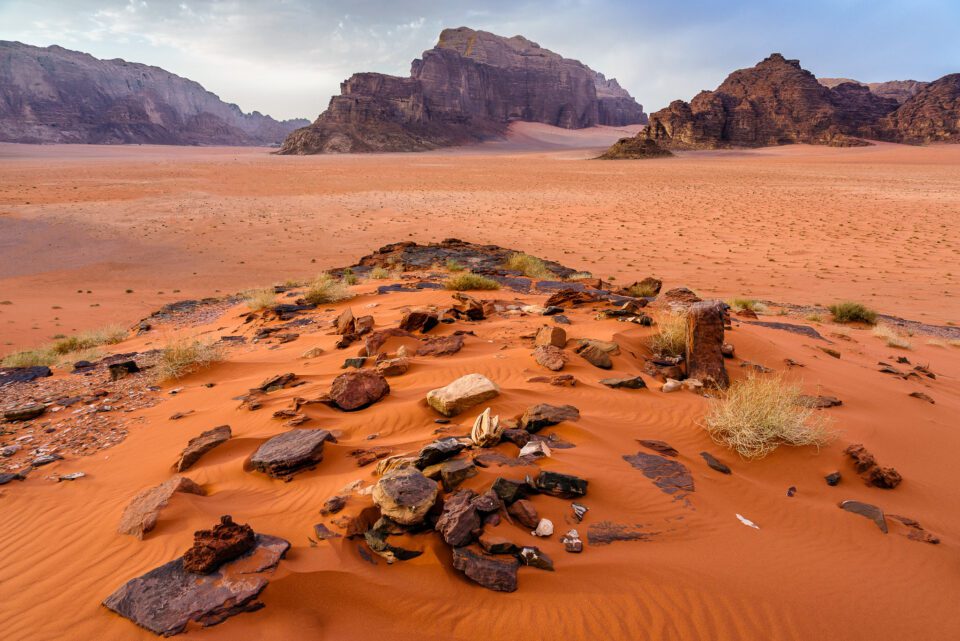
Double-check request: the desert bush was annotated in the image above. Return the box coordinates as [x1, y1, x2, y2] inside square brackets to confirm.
[872, 323, 912, 349]
[445, 258, 465, 272]
[50, 325, 127, 355]
[341, 268, 358, 285]
[628, 281, 660, 297]
[650, 311, 687, 357]
[829, 301, 877, 324]
[728, 298, 767, 313]
[304, 273, 352, 305]
[444, 272, 501, 291]
[369, 266, 391, 280]
[154, 338, 222, 382]
[244, 288, 276, 311]
[703, 374, 833, 459]
[504, 252, 555, 279]
[1, 348, 56, 368]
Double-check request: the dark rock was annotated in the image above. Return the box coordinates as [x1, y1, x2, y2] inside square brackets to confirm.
[470, 489, 502, 513]
[587, 521, 656, 545]
[416, 437, 466, 469]
[546, 289, 601, 307]
[887, 514, 940, 544]
[0, 365, 52, 387]
[451, 546, 518, 592]
[327, 369, 389, 411]
[518, 403, 580, 432]
[908, 391, 935, 404]
[882, 74, 960, 144]
[575, 342, 612, 369]
[798, 395, 843, 409]
[501, 428, 531, 448]
[3, 402, 46, 422]
[399, 309, 439, 333]
[623, 452, 694, 497]
[839, 500, 888, 533]
[312, 523, 341, 541]
[518, 546, 554, 571]
[341, 357, 366, 369]
[572, 502, 589, 522]
[561, 529, 583, 553]
[108, 360, 139, 381]
[371, 468, 438, 525]
[506, 499, 540, 528]
[599, 376, 647, 389]
[700, 451, 732, 474]
[174, 425, 231, 472]
[102, 533, 289, 636]
[182, 515, 256, 575]
[364, 518, 424, 562]
[320, 495, 347, 515]
[435, 489, 483, 546]
[598, 136, 673, 159]
[844, 443, 901, 489]
[868, 466, 903, 489]
[416, 334, 465, 357]
[479, 533, 519, 555]
[535, 471, 588, 498]
[437, 458, 478, 491]
[491, 477, 526, 505]
[636, 440, 678, 457]
[255, 373, 298, 393]
[685, 301, 729, 388]
[825, 472, 842, 486]
[661, 287, 701, 305]
[363, 328, 415, 356]
[250, 429, 335, 478]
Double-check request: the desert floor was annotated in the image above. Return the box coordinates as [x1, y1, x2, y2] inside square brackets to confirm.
[0, 126, 959, 641]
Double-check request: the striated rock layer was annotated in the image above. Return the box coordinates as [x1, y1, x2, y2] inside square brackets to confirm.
[881, 74, 960, 144]
[819, 78, 929, 105]
[0, 40, 308, 146]
[279, 27, 646, 154]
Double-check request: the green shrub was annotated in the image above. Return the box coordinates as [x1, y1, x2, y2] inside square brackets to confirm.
[49, 325, 127, 356]
[445, 258, 465, 272]
[503, 252, 555, 279]
[444, 272, 501, 291]
[828, 301, 877, 324]
[244, 288, 276, 311]
[304, 273, 352, 305]
[370, 267, 391, 280]
[728, 298, 767, 313]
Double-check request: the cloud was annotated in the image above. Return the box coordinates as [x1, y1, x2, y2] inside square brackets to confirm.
[1, 0, 958, 120]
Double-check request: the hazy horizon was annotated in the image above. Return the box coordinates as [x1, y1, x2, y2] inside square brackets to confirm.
[1, 0, 958, 121]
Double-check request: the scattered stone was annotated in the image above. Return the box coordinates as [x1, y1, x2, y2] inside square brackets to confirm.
[526, 373, 577, 386]
[825, 472, 842, 486]
[102, 533, 289, 636]
[532, 518, 554, 537]
[587, 521, 655, 545]
[0, 472, 24, 485]
[434, 458, 478, 491]
[700, 451, 732, 474]
[1, 444, 21, 458]
[535, 325, 566, 348]
[364, 519, 424, 563]
[327, 369, 390, 411]
[798, 395, 843, 409]
[399, 309, 439, 333]
[545, 289, 600, 307]
[786, 486, 797, 497]
[721, 343, 735, 357]
[320, 495, 347, 515]
[182, 515, 256, 574]
[637, 440, 678, 457]
[3, 403, 46, 422]
[661, 287, 701, 305]
[174, 425, 231, 472]
[470, 407, 503, 447]
[334, 308, 356, 334]
[348, 447, 391, 467]
[301, 346, 324, 359]
[507, 499, 540, 528]
[426, 373, 500, 417]
[685, 301, 729, 389]
[888, 515, 940, 544]
[256, 373, 297, 393]
[313, 523, 341, 540]
[416, 334, 465, 356]
[55, 471, 86, 481]
[501, 428, 530, 447]
[599, 376, 646, 389]
[435, 489, 483, 546]
[561, 529, 583, 553]
[572, 502, 589, 522]
[519, 403, 580, 432]
[341, 357, 366, 369]
[416, 437, 466, 469]
[452, 546, 518, 592]
[372, 468, 438, 525]
[250, 429, 335, 478]
[839, 500, 887, 533]
[492, 477, 526, 505]
[518, 546, 554, 570]
[518, 440, 551, 459]
[536, 470, 588, 498]
[909, 391, 935, 404]
[107, 360, 140, 381]
[532, 345, 565, 371]
[118, 476, 206, 538]
[623, 452, 694, 497]
[575, 342, 612, 369]
[363, 328, 415, 356]
[376, 357, 409, 377]
[479, 533, 520, 555]
[819, 347, 841, 359]
[844, 444, 901, 489]
[661, 379, 682, 393]
[0, 365, 52, 387]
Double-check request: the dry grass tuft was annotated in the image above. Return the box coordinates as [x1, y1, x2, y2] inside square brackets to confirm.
[369, 266, 391, 280]
[829, 301, 877, 324]
[504, 252, 555, 279]
[244, 288, 277, 311]
[50, 325, 127, 355]
[304, 273, 352, 305]
[1, 348, 57, 368]
[445, 258, 465, 272]
[650, 311, 687, 357]
[703, 374, 833, 459]
[872, 323, 912, 349]
[444, 272, 501, 291]
[627, 281, 660, 297]
[728, 298, 767, 313]
[154, 338, 222, 383]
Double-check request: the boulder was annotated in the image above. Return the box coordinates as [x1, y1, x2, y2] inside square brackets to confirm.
[416, 437, 466, 469]
[492, 477, 526, 505]
[426, 374, 500, 417]
[399, 309, 439, 333]
[372, 468, 438, 525]
[334, 308, 355, 335]
[535, 326, 566, 348]
[518, 403, 580, 432]
[102, 533, 289, 636]
[118, 477, 206, 539]
[375, 357, 409, 377]
[435, 489, 483, 546]
[416, 334, 465, 356]
[328, 369, 390, 411]
[108, 360, 140, 381]
[249, 429, 335, 478]
[575, 343, 612, 369]
[533, 345, 565, 371]
[451, 546, 518, 592]
[506, 499, 540, 528]
[3, 402, 46, 422]
[685, 301, 729, 389]
[174, 425, 231, 472]
[182, 516, 256, 574]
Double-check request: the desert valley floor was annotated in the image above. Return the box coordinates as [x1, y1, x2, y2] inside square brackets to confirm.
[1, 125, 959, 640]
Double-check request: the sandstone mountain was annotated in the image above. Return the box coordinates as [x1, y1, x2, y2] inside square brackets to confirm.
[642, 54, 899, 150]
[0, 41, 308, 146]
[279, 27, 647, 154]
[819, 78, 928, 105]
[881, 74, 960, 143]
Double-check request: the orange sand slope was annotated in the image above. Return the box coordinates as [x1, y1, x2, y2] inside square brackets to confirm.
[1, 132, 958, 352]
[0, 266, 959, 640]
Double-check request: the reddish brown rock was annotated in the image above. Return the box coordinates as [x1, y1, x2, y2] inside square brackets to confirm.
[376, 356, 410, 377]
[435, 489, 483, 547]
[118, 477, 206, 539]
[526, 373, 576, 386]
[506, 499, 540, 529]
[451, 546, 518, 592]
[399, 309, 439, 333]
[327, 369, 390, 411]
[685, 301, 729, 389]
[174, 425, 231, 472]
[250, 429, 335, 478]
[575, 342, 612, 369]
[334, 308, 356, 335]
[623, 451, 695, 498]
[882, 74, 960, 143]
[363, 328, 415, 356]
[416, 334, 465, 357]
[844, 443, 901, 489]
[518, 404, 580, 432]
[183, 516, 256, 574]
[534, 325, 566, 348]
[533, 345, 565, 371]
[661, 287, 702, 305]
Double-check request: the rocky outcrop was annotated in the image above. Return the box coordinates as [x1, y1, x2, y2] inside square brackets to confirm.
[685, 301, 729, 389]
[0, 41, 308, 146]
[280, 27, 646, 154]
[819, 78, 928, 104]
[881, 74, 960, 143]
[597, 136, 673, 159]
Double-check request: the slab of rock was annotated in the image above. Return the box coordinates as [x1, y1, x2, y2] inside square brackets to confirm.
[700, 451, 732, 474]
[533, 345, 565, 371]
[536, 470, 588, 498]
[102, 533, 289, 636]
[399, 309, 439, 333]
[623, 452, 694, 497]
[174, 425, 231, 472]
[839, 500, 888, 533]
[798, 395, 843, 409]
[183, 515, 256, 574]
[426, 374, 500, 417]
[250, 429, 335, 478]
[3, 402, 46, 422]
[535, 325, 566, 348]
[376, 357, 409, 377]
[507, 499, 540, 528]
[519, 403, 580, 432]
[0, 365, 52, 387]
[637, 440, 678, 457]
[363, 328, 415, 356]
[527, 373, 576, 386]
[423, 458, 478, 491]
[479, 533, 520, 555]
[416, 334, 465, 356]
[334, 308, 355, 335]
[372, 468, 438, 525]
[492, 477, 526, 505]
[118, 476, 206, 539]
[685, 301, 729, 389]
[435, 489, 483, 546]
[599, 376, 647, 389]
[327, 369, 389, 411]
[575, 342, 612, 369]
[587, 521, 656, 545]
[416, 437, 466, 469]
[452, 546, 518, 592]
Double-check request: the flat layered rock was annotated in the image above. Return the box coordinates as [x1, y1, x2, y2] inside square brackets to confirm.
[250, 429, 334, 478]
[174, 425, 231, 472]
[518, 404, 580, 432]
[102, 533, 290, 636]
[327, 369, 389, 411]
[118, 476, 206, 539]
[623, 451, 694, 497]
[532, 345, 565, 371]
[536, 470, 588, 498]
[452, 546, 518, 592]
[372, 468, 438, 525]
[416, 334, 465, 357]
[435, 489, 483, 546]
[426, 374, 500, 417]
[839, 500, 888, 533]
[599, 376, 647, 389]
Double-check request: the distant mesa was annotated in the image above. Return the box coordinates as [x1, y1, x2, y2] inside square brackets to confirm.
[279, 27, 647, 154]
[0, 41, 309, 146]
[609, 53, 959, 154]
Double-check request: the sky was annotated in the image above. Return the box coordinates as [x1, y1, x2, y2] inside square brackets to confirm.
[1, 0, 958, 121]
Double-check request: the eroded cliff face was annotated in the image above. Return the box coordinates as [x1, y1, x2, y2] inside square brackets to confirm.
[881, 74, 960, 143]
[820, 78, 928, 105]
[0, 41, 308, 146]
[279, 27, 646, 154]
